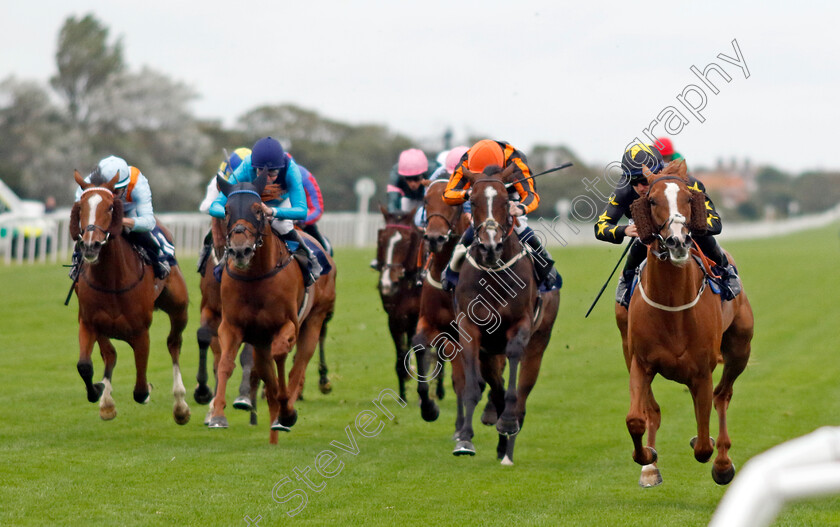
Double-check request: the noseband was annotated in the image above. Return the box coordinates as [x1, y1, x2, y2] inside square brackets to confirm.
[78, 187, 114, 246]
[225, 189, 265, 252]
[647, 175, 691, 261]
[471, 178, 514, 245]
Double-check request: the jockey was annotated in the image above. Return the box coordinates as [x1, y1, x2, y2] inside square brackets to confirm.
[386, 148, 437, 213]
[208, 136, 321, 287]
[417, 145, 470, 227]
[71, 156, 171, 280]
[653, 136, 684, 164]
[199, 147, 251, 214]
[594, 143, 741, 307]
[441, 139, 561, 291]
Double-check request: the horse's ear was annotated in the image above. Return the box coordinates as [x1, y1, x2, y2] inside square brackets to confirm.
[254, 172, 268, 195]
[105, 171, 120, 191]
[421, 179, 431, 187]
[74, 170, 88, 190]
[108, 199, 124, 237]
[676, 159, 688, 179]
[379, 203, 388, 217]
[461, 166, 477, 185]
[500, 163, 517, 183]
[69, 202, 82, 240]
[629, 195, 656, 244]
[216, 174, 233, 196]
[688, 191, 708, 235]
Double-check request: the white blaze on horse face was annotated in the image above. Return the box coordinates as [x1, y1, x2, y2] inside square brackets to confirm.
[664, 183, 686, 241]
[484, 186, 499, 244]
[381, 231, 403, 290]
[84, 194, 103, 243]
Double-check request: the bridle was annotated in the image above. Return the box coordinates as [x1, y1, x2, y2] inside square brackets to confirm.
[470, 178, 515, 245]
[424, 181, 462, 240]
[77, 187, 114, 246]
[378, 223, 422, 281]
[225, 189, 265, 254]
[646, 175, 691, 261]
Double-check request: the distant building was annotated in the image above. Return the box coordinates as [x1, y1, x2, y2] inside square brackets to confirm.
[693, 158, 757, 209]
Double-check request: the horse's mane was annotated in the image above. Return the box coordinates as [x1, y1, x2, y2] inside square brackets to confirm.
[89, 166, 107, 186]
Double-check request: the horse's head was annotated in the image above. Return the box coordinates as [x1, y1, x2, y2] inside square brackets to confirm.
[217, 173, 269, 269]
[630, 159, 707, 265]
[423, 179, 462, 252]
[376, 204, 421, 296]
[70, 169, 124, 264]
[464, 163, 517, 266]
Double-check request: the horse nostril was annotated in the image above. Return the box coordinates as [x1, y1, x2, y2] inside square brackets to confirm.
[437, 235, 447, 245]
[494, 243, 503, 253]
[93, 240, 102, 249]
[243, 247, 253, 257]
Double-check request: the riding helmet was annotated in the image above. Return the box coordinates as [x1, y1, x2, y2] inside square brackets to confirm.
[219, 147, 252, 178]
[97, 156, 131, 188]
[467, 140, 505, 173]
[250, 137, 287, 170]
[621, 143, 664, 182]
[397, 148, 428, 177]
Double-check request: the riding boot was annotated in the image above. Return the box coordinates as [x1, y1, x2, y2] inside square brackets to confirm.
[520, 228, 562, 290]
[281, 229, 320, 287]
[700, 238, 742, 301]
[127, 230, 170, 280]
[615, 268, 637, 308]
[442, 241, 468, 292]
[197, 241, 211, 274]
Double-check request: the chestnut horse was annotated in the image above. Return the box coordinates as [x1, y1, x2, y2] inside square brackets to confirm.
[207, 175, 336, 444]
[618, 159, 754, 486]
[70, 170, 190, 424]
[409, 179, 469, 422]
[374, 205, 426, 400]
[451, 165, 560, 465]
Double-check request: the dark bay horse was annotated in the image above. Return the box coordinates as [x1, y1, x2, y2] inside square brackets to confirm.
[619, 159, 754, 486]
[374, 205, 426, 401]
[208, 175, 336, 444]
[70, 170, 190, 423]
[451, 165, 560, 465]
[409, 179, 469, 422]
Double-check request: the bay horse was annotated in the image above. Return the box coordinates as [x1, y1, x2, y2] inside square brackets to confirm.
[374, 205, 426, 401]
[70, 170, 190, 424]
[208, 175, 336, 444]
[451, 164, 560, 465]
[409, 179, 469, 422]
[619, 159, 754, 486]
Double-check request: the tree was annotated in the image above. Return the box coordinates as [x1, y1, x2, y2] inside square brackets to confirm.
[50, 14, 124, 126]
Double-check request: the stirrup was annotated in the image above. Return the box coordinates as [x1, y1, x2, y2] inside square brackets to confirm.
[155, 260, 171, 280]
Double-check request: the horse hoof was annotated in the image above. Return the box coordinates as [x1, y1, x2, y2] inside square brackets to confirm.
[174, 405, 191, 425]
[193, 384, 213, 405]
[249, 411, 258, 426]
[271, 418, 291, 432]
[453, 441, 476, 456]
[635, 446, 658, 465]
[712, 464, 736, 485]
[232, 396, 253, 412]
[500, 455, 514, 466]
[420, 401, 440, 422]
[99, 406, 117, 421]
[279, 410, 298, 428]
[208, 416, 228, 429]
[319, 379, 332, 394]
[88, 382, 105, 403]
[639, 464, 663, 487]
[481, 405, 498, 426]
[495, 418, 520, 437]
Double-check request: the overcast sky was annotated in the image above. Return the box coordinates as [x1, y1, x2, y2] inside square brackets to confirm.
[2, 1, 837, 173]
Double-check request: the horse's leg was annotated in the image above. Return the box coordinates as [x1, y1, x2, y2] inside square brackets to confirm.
[204, 335, 222, 426]
[453, 326, 481, 456]
[639, 390, 663, 487]
[480, 354, 505, 427]
[286, 316, 323, 412]
[688, 372, 715, 464]
[194, 313, 215, 405]
[271, 320, 298, 434]
[161, 290, 190, 425]
[615, 304, 631, 371]
[233, 344, 255, 410]
[77, 322, 105, 404]
[497, 324, 530, 437]
[127, 331, 152, 404]
[249, 361, 260, 426]
[388, 318, 409, 401]
[317, 313, 333, 394]
[627, 356, 657, 467]
[209, 320, 242, 428]
[411, 320, 440, 422]
[435, 350, 446, 401]
[253, 347, 280, 444]
[96, 337, 118, 420]
[450, 352, 466, 441]
[711, 321, 752, 485]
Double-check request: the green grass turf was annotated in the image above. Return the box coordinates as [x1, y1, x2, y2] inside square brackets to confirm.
[1, 225, 838, 526]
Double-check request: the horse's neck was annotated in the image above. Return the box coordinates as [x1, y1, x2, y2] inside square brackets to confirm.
[501, 229, 525, 260]
[251, 227, 285, 272]
[87, 237, 142, 285]
[429, 237, 459, 278]
[642, 248, 703, 303]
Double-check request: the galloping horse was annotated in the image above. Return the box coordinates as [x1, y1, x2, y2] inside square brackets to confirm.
[374, 205, 426, 401]
[410, 180, 469, 422]
[208, 175, 336, 444]
[451, 164, 560, 464]
[619, 159, 754, 486]
[70, 170, 190, 424]
[193, 217, 333, 426]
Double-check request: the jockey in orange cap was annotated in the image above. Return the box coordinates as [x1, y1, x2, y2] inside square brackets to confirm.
[441, 139, 561, 291]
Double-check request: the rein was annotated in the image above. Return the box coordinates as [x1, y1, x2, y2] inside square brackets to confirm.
[81, 260, 147, 294]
